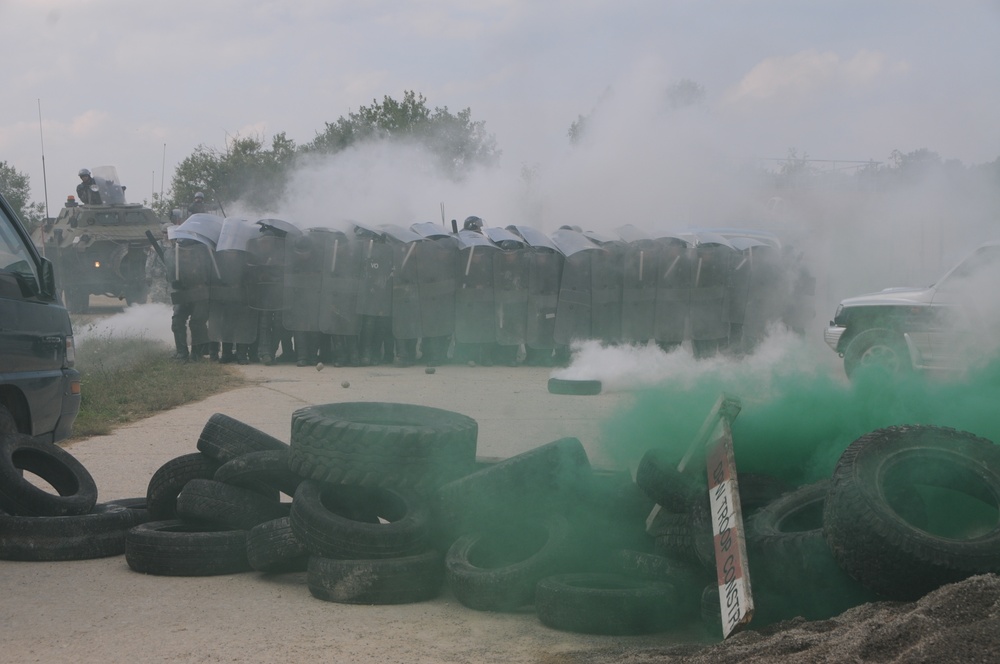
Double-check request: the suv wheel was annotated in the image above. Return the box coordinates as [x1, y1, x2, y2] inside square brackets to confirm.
[843, 329, 909, 379]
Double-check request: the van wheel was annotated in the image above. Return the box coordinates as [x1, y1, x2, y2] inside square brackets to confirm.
[843, 329, 909, 379]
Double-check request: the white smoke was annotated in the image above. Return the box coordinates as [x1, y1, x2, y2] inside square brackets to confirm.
[72, 303, 174, 346]
[552, 324, 833, 395]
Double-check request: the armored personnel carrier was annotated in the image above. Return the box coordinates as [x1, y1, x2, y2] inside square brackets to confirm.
[36, 166, 165, 312]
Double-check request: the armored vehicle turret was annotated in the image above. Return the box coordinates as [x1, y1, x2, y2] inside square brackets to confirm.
[35, 166, 166, 312]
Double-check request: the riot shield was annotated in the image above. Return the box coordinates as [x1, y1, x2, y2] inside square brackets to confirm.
[355, 234, 394, 317]
[386, 225, 427, 340]
[588, 238, 624, 344]
[418, 235, 458, 339]
[283, 230, 325, 333]
[208, 218, 258, 344]
[454, 230, 497, 344]
[507, 226, 562, 350]
[168, 239, 212, 305]
[619, 237, 660, 343]
[653, 237, 694, 345]
[689, 237, 735, 342]
[486, 228, 528, 347]
[245, 233, 287, 311]
[314, 228, 361, 336]
[551, 228, 600, 345]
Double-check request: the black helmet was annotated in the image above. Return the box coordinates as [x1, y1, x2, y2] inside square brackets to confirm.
[78, 168, 91, 178]
[463, 216, 484, 232]
[194, 192, 205, 200]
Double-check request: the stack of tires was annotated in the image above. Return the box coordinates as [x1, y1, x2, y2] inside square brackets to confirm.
[436, 437, 704, 635]
[0, 433, 149, 561]
[129, 405, 480, 606]
[634, 425, 1000, 634]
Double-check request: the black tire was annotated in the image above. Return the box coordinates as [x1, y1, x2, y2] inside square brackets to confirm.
[196, 413, 289, 464]
[146, 453, 221, 520]
[843, 328, 910, 379]
[288, 402, 478, 495]
[534, 573, 677, 635]
[649, 509, 702, 565]
[0, 433, 99, 516]
[823, 425, 1000, 600]
[213, 448, 303, 498]
[634, 449, 704, 512]
[446, 515, 576, 612]
[547, 377, 602, 395]
[290, 480, 429, 559]
[0, 503, 148, 561]
[308, 550, 444, 604]
[125, 520, 251, 576]
[746, 480, 874, 619]
[611, 549, 705, 617]
[176, 479, 288, 530]
[736, 473, 793, 516]
[434, 437, 593, 545]
[246, 516, 308, 573]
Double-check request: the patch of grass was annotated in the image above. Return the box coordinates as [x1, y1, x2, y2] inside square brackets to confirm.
[71, 335, 244, 438]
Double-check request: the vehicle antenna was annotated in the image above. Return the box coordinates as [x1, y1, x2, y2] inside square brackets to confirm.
[36, 99, 50, 248]
[160, 143, 166, 202]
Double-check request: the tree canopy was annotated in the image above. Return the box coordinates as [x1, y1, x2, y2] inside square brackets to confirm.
[0, 161, 45, 231]
[305, 90, 500, 177]
[168, 91, 500, 213]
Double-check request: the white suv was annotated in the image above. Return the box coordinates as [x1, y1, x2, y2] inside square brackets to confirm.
[825, 242, 1000, 378]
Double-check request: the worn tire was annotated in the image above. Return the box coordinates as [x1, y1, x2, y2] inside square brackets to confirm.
[611, 549, 705, 617]
[289, 402, 478, 495]
[246, 516, 308, 573]
[197, 413, 289, 463]
[649, 509, 702, 566]
[308, 550, 444, 604]
[213, 448, 302, 498]
[146, 453, 221, 520]
[446, 515, 576, 612]
[0, 503, 148, 561]
[290, 480, 429, 559]
[0, 433, 99, 517]
[176, 479, 288, 530]
[547, 378, 602, 396]
[434, 437, 593, 544]
[125, 520, 251, 576]
[746, 480, 874, 619]
[535, 573, 677, 635]
[824, 425, 1000, 600]
[634, 449, 704, 512]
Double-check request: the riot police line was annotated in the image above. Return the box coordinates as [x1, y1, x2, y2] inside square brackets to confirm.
[156, 214, 815, 367]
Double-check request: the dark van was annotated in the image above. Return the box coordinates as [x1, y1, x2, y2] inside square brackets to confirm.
[0, 190, 80, 442]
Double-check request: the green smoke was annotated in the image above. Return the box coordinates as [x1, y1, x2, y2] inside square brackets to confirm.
[602, 358, 1000, 487]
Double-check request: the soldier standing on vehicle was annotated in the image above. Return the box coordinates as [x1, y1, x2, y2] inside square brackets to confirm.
[188, 192, 208, 216]
[76, 169, 102, 205]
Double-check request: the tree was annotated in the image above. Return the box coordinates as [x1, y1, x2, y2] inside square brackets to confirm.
[171, 132, 297, 213]
[305, 91, 500, 178]
[0, 161, 45, 232]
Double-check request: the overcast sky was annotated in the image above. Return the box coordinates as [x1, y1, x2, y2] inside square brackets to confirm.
[2, 0, 998, 223]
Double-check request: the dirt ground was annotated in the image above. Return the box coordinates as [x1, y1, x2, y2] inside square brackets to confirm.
[3, 360, 998, 663]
